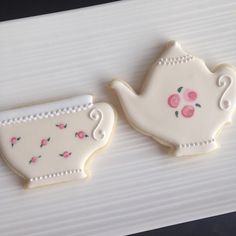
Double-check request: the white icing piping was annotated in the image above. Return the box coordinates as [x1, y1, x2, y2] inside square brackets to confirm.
[29, 169, 82, 182]
[178, 138, 215, 149]
[217, 74, 233, 111]
[89, 108, 105, 141]
[158, 54, 193, 66]
[0, 103, 94, 126]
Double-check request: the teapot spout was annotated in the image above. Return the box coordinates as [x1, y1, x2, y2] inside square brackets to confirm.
[110, 79, 141, 122]
[110, 79, 137, 99]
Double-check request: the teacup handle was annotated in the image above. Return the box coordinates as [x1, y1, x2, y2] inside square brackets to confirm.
[89, 107, 105, 141]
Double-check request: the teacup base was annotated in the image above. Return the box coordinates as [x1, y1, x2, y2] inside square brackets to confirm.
[26, 169, 87, 188]
[175, 138, 218, 157]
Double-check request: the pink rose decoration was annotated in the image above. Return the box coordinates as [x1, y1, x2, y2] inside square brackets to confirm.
[168, 94, 180, 108]
[40, 137, 50, 147]
[183, 89, 197, 102]
[56, 123, 67, 129]
[168, 87, 201, 119]
[60, 151, 72, 159]
[181, 105, 195, 118]
[10, 136, 21, 147]
[75, 131, 89, 139]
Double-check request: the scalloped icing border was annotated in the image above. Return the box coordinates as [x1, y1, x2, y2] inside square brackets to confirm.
[0, 95, 93, 126]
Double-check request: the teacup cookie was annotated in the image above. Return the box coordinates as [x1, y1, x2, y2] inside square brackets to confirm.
[110, 41, 236, 156]
[0, 95, 116, 188]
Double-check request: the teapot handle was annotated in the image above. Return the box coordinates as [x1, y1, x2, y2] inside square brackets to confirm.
[215, 64, 236, 111]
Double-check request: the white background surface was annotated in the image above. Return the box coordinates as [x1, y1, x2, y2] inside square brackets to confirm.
[0, 0, 236, 235]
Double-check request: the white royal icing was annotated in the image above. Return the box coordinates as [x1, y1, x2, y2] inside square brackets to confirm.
[89, 108, 105, 141]
[0, 95, 116, 188]
[217, 74, 233, 111]
[0, 95, 93, 126]
[157, 54, 194, 65]
[111, 41, 236, 156]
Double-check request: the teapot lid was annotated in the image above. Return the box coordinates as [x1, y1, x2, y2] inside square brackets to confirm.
[157, 41, 194, 65]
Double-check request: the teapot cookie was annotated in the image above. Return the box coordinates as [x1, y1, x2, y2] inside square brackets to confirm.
[0, 95, 116, 188]
[110, 41, 236, 156]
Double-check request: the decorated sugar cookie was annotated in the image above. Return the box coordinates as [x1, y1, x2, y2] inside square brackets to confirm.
[0, 95, 116, 188]
[110, 41, 236, 156]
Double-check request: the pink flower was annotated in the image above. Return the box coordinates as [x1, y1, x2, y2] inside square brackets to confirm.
[168, 94, 180, 108]
[183, 89, 197, 102]
[60, 151, 72, 158]
[56, 123, 67, 129]
[10, 136, 21, 147]
[75, 131, 89, 139]
[168, 87, 201, 119]
[181, 105, 195, 118]
[31, 157, 37, 163]
[11, 137, 17, 144]
[40, 138, 50, 147]
[29, 155, 41, 164]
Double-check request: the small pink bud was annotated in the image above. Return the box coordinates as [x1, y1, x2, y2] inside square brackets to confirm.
[10, 137, 20, 147]
[61, 151, 71, 158]
[57, 123, 66, 129]
[75, 131, 89, 139]
[11, 137, 17, 144]
[77, 131, 85, 139]
[31, 156, 37, 163]
[40, 138, 50, 147]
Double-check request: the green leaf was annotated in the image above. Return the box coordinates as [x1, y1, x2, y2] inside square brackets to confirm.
[195, 103, 201, 108]
[177, 86, 183, 93]
[175, 111, 179, 118]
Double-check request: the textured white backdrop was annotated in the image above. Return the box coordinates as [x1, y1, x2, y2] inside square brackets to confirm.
[0, 0, 236, 235]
